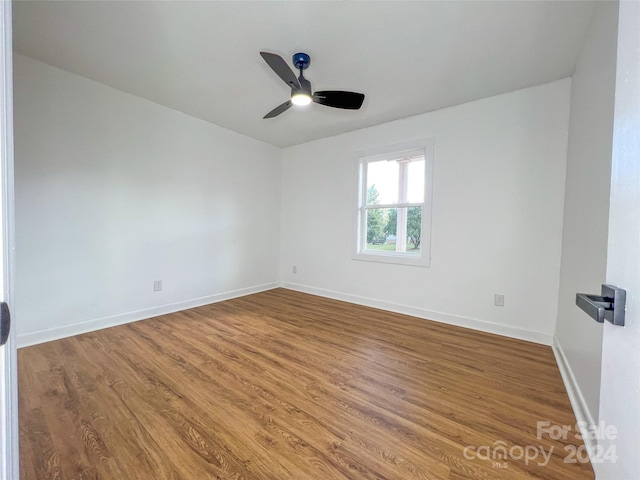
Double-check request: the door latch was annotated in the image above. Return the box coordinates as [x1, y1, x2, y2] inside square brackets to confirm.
[0, 301, 9, 345]
[576, 284, 626, 326]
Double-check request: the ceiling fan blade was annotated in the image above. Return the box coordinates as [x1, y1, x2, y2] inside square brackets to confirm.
[260, 52, 301, 90]
[264, 100, 292, 119]
[313, 91, 365, 110]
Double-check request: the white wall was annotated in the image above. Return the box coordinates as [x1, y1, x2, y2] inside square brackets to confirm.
[554, 1, 618, 431]
[280, 80, 571, 344]
[14, 54, 282, 346]
[13, 55, 575, 349]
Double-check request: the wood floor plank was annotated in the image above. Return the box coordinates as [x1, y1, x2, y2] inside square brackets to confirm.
[19, 288, 594, 479]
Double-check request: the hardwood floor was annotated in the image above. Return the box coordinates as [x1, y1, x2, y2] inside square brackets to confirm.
[19, 288, 594, 479]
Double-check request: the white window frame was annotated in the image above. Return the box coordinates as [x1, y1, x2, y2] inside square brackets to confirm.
[352, 138, 434, 267]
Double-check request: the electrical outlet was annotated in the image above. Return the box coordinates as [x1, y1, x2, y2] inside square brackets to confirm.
[154, 280, 162, 292]
[494, 294, 505, 307]
[292, 266, 297, 274]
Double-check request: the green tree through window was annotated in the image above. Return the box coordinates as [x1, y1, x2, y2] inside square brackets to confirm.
[384, 207, 422, 249]
[366, 185, 385, 243]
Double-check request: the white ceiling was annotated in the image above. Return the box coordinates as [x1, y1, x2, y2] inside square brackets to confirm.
[13, 1, 596, 148]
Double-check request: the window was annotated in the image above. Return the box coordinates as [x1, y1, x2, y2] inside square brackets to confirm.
[353, 139, 434, 267]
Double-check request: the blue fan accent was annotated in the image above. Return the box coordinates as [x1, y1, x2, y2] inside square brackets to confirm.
[292, 53, 310, 71]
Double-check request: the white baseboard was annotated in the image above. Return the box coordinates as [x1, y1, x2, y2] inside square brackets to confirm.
[17, 282, 280, 348]
[280, 282, 553, 345]
[551, 336, 598, 456]
[17, 280, 554, 348]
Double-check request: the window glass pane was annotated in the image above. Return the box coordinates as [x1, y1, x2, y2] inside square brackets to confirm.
[366, 160, 398, 205]
[404, 206, 422, 254]
[364, 206, 422, 254]
[365, 207, 390, 250]
[374, 207, 422, 254]
[406, 158, 425, 203]
[379, 207, 398, 252]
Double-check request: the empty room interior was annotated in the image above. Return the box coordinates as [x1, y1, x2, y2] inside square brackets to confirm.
[8, 1, 640, 479]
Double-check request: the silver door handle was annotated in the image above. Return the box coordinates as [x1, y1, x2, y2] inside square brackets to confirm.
[576, 284, 626, 326]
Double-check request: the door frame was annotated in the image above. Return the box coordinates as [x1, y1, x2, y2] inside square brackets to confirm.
[0, 0, 18, 478]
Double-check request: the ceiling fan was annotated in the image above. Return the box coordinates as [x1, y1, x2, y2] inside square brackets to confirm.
[260, 51, 365, 119]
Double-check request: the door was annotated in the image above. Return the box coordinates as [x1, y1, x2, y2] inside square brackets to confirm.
[596, 2, 640, 479]
[0, 1, 17, 479]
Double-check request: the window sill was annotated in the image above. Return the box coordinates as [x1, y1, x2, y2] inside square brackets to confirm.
[352, 251, 430, 267]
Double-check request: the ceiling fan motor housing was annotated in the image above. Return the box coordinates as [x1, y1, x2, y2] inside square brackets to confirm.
[295, 77, 312, 95]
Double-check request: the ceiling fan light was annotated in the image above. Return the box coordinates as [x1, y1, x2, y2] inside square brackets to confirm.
[291, 92, 312, 106]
